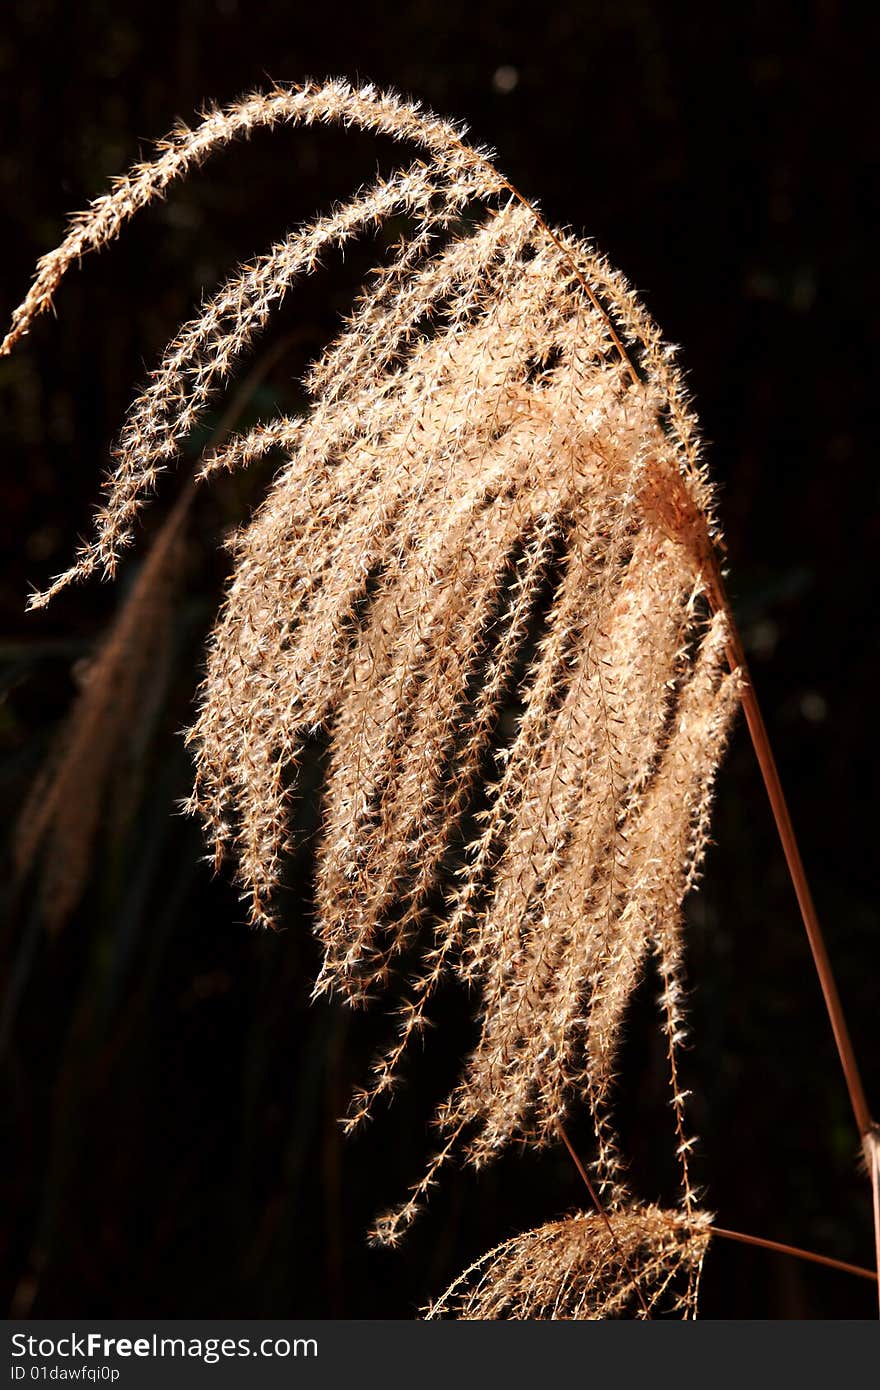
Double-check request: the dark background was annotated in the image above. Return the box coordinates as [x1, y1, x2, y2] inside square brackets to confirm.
[1, 0, 877, 1319]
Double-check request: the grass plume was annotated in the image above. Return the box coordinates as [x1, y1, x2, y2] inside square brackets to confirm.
[6, 79, 758, 1312]
[425, 1205, 712, 1319]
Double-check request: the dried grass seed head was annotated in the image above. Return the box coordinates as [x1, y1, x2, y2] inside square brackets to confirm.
[6, 79, 741, 1239]
[426, 1205, 713, 1319]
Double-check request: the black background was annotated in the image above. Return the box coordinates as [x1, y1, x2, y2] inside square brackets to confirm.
[1, 0, 877, 1319]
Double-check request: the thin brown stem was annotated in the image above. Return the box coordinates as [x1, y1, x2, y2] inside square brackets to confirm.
[557, 1121, 651, 1318]
[707, 558, 879, 1307]
[446, 137, 642, 386]
[498, 153, 879, 1301]
[716, 566, 878, 1317]
[710, 1225, 877, 1285]
[495, 158, 873, 1126]
[462, 131, 879, 1319]
[499, 147, 878, 1303]
[492, 153, 875, 1147]
[871, 1135, 880, 1316]
[558, 1128, 876, 1298]
[705, 565, 873, 1141]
